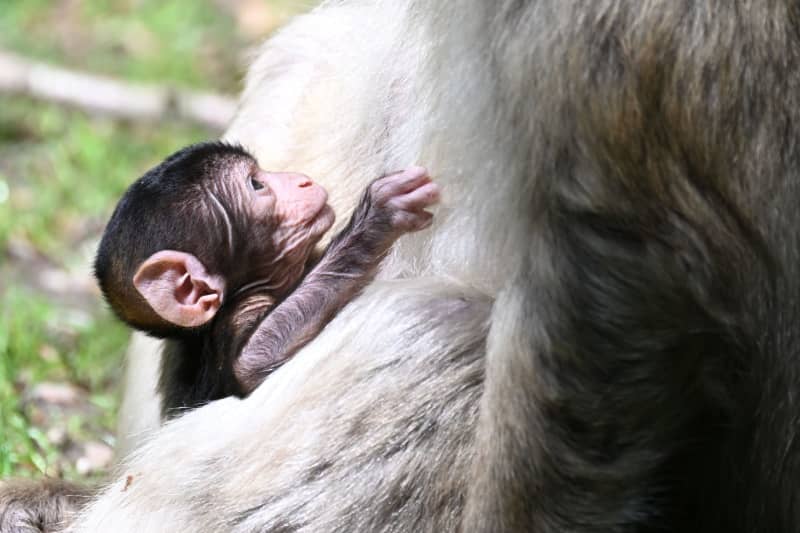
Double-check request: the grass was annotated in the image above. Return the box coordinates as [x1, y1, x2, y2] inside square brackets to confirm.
[0, 0, 241, 91]
[0, 287, 128, 479]
[0, 0, 310, 481]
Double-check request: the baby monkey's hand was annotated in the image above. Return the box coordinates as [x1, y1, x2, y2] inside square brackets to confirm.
[367, 166, 440, 234]
[336, 167, 439, 260]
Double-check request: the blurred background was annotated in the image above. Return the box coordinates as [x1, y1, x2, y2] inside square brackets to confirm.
[0, 0, 310, 482]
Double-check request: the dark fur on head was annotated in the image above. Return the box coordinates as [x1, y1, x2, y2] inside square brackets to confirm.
[94, 141, 276, 338]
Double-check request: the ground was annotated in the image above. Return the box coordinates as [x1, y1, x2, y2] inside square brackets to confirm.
[0, 0, 308, 482]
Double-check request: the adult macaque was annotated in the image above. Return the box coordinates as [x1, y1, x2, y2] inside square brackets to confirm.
[5, 0, 800, 531]
[94, 141, 438, 416]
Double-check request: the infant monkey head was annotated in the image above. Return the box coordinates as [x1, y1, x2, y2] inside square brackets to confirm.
[94, 141, 335, 338]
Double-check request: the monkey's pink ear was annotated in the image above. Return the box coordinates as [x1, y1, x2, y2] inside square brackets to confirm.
[133, 250, 225, 328]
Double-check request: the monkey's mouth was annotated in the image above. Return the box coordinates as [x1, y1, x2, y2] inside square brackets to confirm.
[311, 204, 336, 233]
[300, 184, 330, 222]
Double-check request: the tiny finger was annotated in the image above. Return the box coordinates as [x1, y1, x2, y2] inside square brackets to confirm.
[389, 181, 441, 210]
[377, 167, 431, 196]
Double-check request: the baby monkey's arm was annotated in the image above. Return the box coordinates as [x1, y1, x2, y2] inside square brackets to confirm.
[234, 167, 439, 393]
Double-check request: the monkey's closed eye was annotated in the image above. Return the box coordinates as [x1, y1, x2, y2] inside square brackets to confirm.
[249, 175, 265, 191]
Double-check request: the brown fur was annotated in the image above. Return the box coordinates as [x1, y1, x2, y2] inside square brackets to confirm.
[0, 479, 91, 533]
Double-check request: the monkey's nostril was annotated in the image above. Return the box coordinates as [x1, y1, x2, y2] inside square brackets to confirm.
[298, 180, 312, 188]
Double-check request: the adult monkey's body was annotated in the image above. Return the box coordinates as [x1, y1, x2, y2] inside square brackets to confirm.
[18, 0, 800, 531]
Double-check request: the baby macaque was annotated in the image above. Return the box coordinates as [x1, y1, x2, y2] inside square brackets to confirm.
[94, 142, 439, 416]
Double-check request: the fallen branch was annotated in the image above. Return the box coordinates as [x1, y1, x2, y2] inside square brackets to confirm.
[0, 49, 236, 131]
